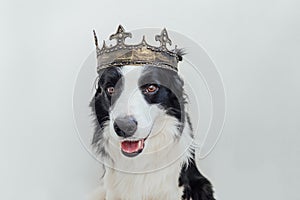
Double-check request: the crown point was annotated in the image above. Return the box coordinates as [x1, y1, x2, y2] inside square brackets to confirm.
[93, 30, 99, 47]
[155, 28, 172, 48]
[142, 35, 147, 45]
[117, 25, 125, 32]
[101, 40, 107, 50]
[109, 25, 132, 45]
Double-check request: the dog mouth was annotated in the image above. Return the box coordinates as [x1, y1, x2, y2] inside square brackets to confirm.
[120, 138, 146, 157]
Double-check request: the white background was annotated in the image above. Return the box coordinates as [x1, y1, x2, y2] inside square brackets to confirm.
[1, 0, 299, 199]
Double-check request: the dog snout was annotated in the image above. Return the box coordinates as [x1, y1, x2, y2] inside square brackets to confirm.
[113, 115, 138, 138]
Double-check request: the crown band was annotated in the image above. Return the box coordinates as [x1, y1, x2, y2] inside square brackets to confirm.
[94, 25, 182, 73]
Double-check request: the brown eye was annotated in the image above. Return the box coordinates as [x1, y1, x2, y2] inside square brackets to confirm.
[144, 85, 159, 94]
[107, 86, 115, 95]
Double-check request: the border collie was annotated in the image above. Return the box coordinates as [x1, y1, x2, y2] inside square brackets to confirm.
[90, 25, 214, 200]
[89, 27, 215, 200]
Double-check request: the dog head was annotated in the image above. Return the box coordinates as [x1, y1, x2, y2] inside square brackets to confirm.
[90, 64, 192, 169]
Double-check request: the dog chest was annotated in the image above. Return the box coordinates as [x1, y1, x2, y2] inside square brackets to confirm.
[104, 164, 183, 200]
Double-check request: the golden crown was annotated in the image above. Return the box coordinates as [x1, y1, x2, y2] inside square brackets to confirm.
[93, 25, 183, 73]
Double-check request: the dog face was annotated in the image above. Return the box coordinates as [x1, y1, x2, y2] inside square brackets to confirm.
[91, 65, 188, 163]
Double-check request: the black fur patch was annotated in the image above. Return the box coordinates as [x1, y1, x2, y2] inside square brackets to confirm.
[138, 66, 187, 127]
[179, 152, 215, 200]
[90, 66, 123, 154]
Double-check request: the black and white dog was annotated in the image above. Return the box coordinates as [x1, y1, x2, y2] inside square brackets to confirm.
[89, 60, 215, 199]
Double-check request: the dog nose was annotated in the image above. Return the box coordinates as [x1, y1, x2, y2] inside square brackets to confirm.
[113, 116, 138, 138]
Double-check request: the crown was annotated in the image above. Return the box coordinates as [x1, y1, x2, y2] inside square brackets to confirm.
[93, 25, 183, 73]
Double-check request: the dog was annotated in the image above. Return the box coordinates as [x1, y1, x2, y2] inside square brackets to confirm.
[89, 65, 215, 200]
[89, 26, 215, 200]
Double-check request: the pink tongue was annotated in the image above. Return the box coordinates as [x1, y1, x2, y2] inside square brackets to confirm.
[121, 140, 143, 153]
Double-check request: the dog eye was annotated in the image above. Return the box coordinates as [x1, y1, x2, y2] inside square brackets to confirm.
[106, 86, 115, 95]
[144, 85, 159, 95]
